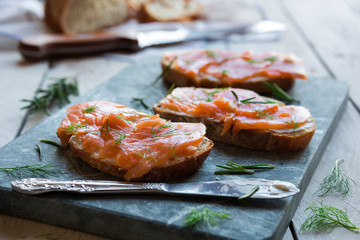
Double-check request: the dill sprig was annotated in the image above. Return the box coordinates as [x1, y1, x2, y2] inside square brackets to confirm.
[255, 110, 276, 119]
[0, 163, 62, 178]
[36, 144, 42, 161]
[131, 97, 149, 109]
[166, 83, 176, 96]
[66, 123, 87, 133]
[231, 91, 276, 105]
[238, 185, 260, 200]
[114, 131, 126, 145]
[83, 104, 97, 113]
[151, 121, 176, 138]
[201, 88, 228, 102]
[262, 82, 299, 104]
[40, 139, 63, 149]
[301, 201, 359, 232]
[153, 57, 176, 84]
[316, 159, 355, 197]
[21, 77, 78, 115]
[205, 49, 218, 58]
[215, 161, 275, 174]
[184, 207, 231, 227]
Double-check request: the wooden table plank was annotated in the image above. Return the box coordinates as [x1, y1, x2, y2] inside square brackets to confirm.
[280, 0, 360, 108]
[0, 51, 47, 148]
[292, 102, 360, 239]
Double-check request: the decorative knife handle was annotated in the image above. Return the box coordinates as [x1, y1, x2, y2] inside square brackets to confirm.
[11, 178, 166, 195]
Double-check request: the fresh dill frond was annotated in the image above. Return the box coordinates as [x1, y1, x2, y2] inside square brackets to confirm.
[83, 104, 97, 113]
[184, 207, 231, 227]
[0, 163, 62, 178]
[151, 121, 177, 138]
[114, 131, 126, 145]
[301, 201, 359, 232]
[215, 161, 274, 174]
[40, 139, 63, 149]
[264, 56, 278, 62]
[262, 82, 299, 104]
[36, 144, 42, 161]
[246, 59, 262, 64]
[21, 77, 78, 115]
[316, 159, 355, 197]
[255, 110, 276, 119]
[166, 83, 176, 96]
[66, 123, 87, 133]
[153, 57, 176, 84]
[238, 185, 260, 200]
[201, 88, 228, 102]
[205, 49, 217, 58]
[99, 118, 110, 135]
[131, 97, 149, 109]
[231, 91, 274, 105]
[284, 119, 299, 132]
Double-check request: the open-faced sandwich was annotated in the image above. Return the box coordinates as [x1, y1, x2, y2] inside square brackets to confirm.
[57, 101, 213, 181]
[153, 87, 315, 152]
[161, 50, 307, 93]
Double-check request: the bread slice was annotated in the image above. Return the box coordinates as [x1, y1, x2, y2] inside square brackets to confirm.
[161, 50, 306, 94]
[67, 136, 213, 182]
[57, 101, 213, 182]
[137, 0, 201, 23]
[153, 88, 316, 152]
[44, 0, 129, 34]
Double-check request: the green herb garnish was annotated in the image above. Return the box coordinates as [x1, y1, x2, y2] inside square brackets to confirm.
[0, 163, 61, 178]
[231, 91, 274, 105]
[263, 82, 299, 104]
[83, 104, 97, 113]
[36, 144, 42, 161]
[205, 50, 217, 58]
[256, 110, 276, 119]
[131, 97, 149, 109]
[114, 131, 126, 145]
[301, 201, 359, 232]
[166, 83, 176, 96]
[66, 123, 87, 133]
[184, 207, 231, 227]
[153, 58, 176, 84]
[264, 56, 278, 62]
[284, 119, 299, 132]
[201, 88, 228, 102]
[316, 159, 355, 197]
[21, 77, 78, 115]
[247, 59, 262, 64]
[238, 185, 260, 200]
[134, 144, 157, 162]
[40, 139, 63, 149]
[221, 69, 228, 74]
[100, 118, 110, 134]
[151, 121, 176, 138]
[215, 161, 275, 174]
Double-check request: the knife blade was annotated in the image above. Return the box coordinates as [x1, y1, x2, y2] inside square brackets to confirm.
[17, 20, 286, 61]
[11, 178, 299, 199]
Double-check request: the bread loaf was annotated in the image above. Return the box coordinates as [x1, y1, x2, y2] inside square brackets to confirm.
[45, 0, 129, 34]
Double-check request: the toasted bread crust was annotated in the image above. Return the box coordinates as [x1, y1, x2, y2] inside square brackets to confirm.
[161, 58, 296, 94]
[68, 136, 213, 182]
[153, 104, 316, 152]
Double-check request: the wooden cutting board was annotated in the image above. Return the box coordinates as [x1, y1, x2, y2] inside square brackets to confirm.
[0, 55, 348, 240]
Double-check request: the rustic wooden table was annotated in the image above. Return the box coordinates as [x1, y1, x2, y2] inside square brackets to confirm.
[0, 0, 359, 239]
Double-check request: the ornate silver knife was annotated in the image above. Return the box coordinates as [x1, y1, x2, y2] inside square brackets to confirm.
[12, 178, 299, 199]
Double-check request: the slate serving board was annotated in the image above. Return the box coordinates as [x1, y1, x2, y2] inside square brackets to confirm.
[0, 56, 348, 240]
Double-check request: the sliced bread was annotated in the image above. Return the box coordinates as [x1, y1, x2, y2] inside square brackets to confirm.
[161, 50, 306, 93]
[153, 87, 315, 152]
[57, 101, 213, 181]
[45, 0, 129, 34]
[137, 0, 201, 23]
